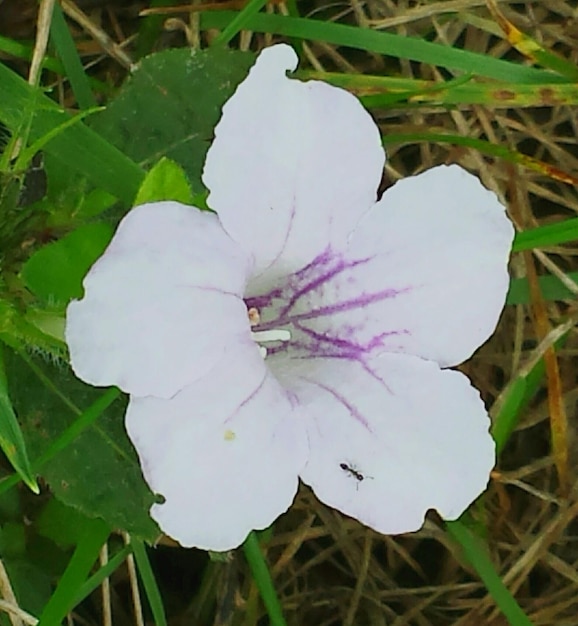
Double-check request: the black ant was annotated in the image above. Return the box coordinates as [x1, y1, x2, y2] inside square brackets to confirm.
[339, 462, 364, 481]
[339, 462, 373, 489]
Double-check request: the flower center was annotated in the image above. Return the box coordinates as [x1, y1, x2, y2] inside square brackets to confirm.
[248, 307, 291, 358]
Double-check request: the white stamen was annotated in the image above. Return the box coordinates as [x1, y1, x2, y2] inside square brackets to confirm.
[252, 329, 291, 343]
[251, 329, 291, 360]
[248, 308, 290, 359]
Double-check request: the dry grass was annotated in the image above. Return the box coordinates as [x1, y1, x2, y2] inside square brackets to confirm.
[271, 2, 578, 624]
[1, 0, 578, 624]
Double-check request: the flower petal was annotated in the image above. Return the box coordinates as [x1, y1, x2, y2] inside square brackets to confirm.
[265, 165, 513, 368]
[202, 44, 385, 281]
[126, 337, 307, 551]
[288, 352, 494, 534]
[66, 201, 252, 398]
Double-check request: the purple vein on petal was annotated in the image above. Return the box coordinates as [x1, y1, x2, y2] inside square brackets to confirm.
[301, 377, 374, 432]
[295, 322, 409, 357]
[279, 286, 410, 326]
[176, 285, 243, 298]
[254, 195, 298, 280]
[245, 289, 284, 310]
[278, 252, 375, 318]
[223, 370, 268, 425]
[293, 246, 334, 279]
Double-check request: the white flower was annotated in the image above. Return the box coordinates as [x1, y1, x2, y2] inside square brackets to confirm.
[66, 44, 514, 551]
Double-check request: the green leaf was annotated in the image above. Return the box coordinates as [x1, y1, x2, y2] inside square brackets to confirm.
[0, 522, 26, 558]
[7, 350, 160, 542]
[33, 152, 116, 223]
[35, 498, 92, 550]
[21, 222, 114, 304]
[0, 346, 38, 493]
[90, 47, 255, 197]
[134, 157, 194, 206]
[3, 558, 53, 619]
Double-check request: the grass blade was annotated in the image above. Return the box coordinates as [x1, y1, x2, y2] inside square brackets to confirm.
[0, 62, 143, 205]
[0, 383, 120, 497]
[73, 544, 133, 606]
[445, 520, 533, 626]
[487, 0, 578, 81]
[513, 217, 578, 252]
[382, 132, 578, 185]
[49, 2, 96, 109]
[37, 517, 111, 626]
[243, 532, 287, 626]
[132, 538, 168, 626]
[0, 35, 63, 73]
[200, 12, 567, 84]
[135, 0, 176, 59]
[0, 345, 38, 493]
[211, 0, 269, 47]
[306, 71, 578, 108]
[507, 271, 578, 305]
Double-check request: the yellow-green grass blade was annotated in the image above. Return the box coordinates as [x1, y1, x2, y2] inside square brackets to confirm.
[382, 132, 578, 186]
[487, 0, 578, 82]
[302, 71, 578, 108]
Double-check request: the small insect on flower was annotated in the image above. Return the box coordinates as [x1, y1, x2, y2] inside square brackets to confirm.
[339, 462, 373, 490]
